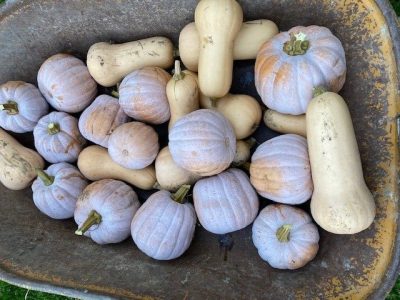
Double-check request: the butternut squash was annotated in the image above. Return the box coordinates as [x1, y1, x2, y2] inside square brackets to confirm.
[195, 0, 243, 98]
[264, 109, 306, 137]
[306, 92, 375, 234]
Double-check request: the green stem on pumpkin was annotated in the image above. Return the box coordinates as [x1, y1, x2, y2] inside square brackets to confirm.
[313, 86, 328, 98]
[47, 122, 60, 135]
[283, 32, 310, 56]
[36, 169, 55, 186]
[173, 60, 185, 81]
[75, 210, 102, 236]
[276, 224, 292, 242]
[111, 90, 119, 98]
[0, 101, 19, 115]
[153, 181, 162, 190]
[171, 185, 191, 204]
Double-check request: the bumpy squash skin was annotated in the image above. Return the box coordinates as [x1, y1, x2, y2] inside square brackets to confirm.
[0, 129, 44, 190]
[264, 109, 306, 137]
[306, 92, 376, 234]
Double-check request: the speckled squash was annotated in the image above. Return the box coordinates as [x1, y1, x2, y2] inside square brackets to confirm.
[131, 185, 196, 260]
[193, 168, 259, 234]
[255, 25, 346, 115]
[32, 163, 88, 219]
[250, 134, 313, 204]
[37, 53, 97, 113]
[169, 109, 236, 176]
[119, 67, 171, 124]
[252, 204, 319, 270]
[34, 112, 86, 164]
[108, 122, 159, 170]
[74, 179, 140, 245]
[0, 81, 49, 133]
[79, 94, 129, 148]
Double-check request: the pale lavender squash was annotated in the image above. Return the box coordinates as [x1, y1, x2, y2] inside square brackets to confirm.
[78, 94, 129, 148]
[252, 204, 320, 269]
[169, 109, 236, 176]
[74, 179, 140, 245]
[31, 163, 88, 219]
[37, 54, 97, 113]
[0, 81, 49, 133]
[119, 67, 171, 124]
[131, 185, 196, 260]
[193, 168, 259, 234]
[34, 112, 86, 163]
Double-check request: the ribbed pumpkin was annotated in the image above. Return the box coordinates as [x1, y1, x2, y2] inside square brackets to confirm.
[33, 112, 86, 163]
[131, 185, 196, 260]
[74, 179, 140, 245]
[108, 122, 159, 170]
[250, 134, 313, 204]
[79, 94, 129, 148]
[193, 168, 259, 234]
[0, 81, 49, 133]
[32, 163, 88, 219]
[119, 67, 171, 124]
[252, 204, 319, 270]
[37, 53, 97, 113]
[255, 25, 346, 115]
[169, 109, 236, 176]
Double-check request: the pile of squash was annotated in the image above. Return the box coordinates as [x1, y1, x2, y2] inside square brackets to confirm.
[0, 0, 376, 270]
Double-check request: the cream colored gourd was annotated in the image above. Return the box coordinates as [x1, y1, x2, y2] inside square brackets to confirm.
[166, 61, 199, 130]
[179, 20, 278, 71]
[201, 93, 262, 139]
[264, 109, 306, 137]
[306, 92, 376, 234]
[0, 129, 44, 190]
[77, 145, 156, 190]
[195, 0, 243, 98]
[233, 139, 255, 167]
[87, 37, 174, 87]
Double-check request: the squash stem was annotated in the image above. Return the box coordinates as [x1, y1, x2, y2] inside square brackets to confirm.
[313, 86, 328, 98]
[283, 32, 309, 56]
[47, 122, 60, 135]
[36, 169, 55, 186]
[171, 185, 191, 204]
[276, 224, 292, 243]
[153, 181, 162, 190]
[75, 210, 102, 236]
[245, 137, 257, 149]
[111, 90, 119, 98]
[173, 60, 185, 81]
[0, 101, 19, 115]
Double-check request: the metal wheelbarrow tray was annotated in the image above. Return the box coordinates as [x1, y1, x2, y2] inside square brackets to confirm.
[0, 0, 399, 299]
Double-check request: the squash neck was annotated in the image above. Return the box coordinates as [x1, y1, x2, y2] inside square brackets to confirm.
[276, 224, 292, 242]
[47, 122, 60, 135]
[0, 101, 19, 115]
[36, 169, 55, 186]
[171, 185, 191, 204]
[75, 210, 102, 236]
[283, 32, 309, 56]
[173, 60, 185, 81]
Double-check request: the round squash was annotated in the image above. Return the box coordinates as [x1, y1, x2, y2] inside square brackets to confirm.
[250, 134, 313, 204]
[264, 109, 306, 137]
[193, 168, 259, 234]
[108, 122, 159, 170]
[255, 25, 346, 115]
[37, 53, 97, 113]
[169, 109, 236, 176]
[32, 163, 88, 219]
[74, 179, 140, 245]
[252, 204, 319, 269]
[119, 67, 171, 125]
[0, 81, 49, 133]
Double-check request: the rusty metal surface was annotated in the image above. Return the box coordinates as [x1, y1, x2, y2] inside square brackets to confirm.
[0, 0, 399, 299]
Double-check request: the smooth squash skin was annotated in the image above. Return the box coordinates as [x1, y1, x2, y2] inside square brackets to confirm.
[195, 0, 243, 98]
[264, 109, 306, 137]
[179, 20, 278, 72]
[306, 92, 376, 234]
[77, 145, 156, 190]
[87, 37, 174, 87]
[0, 129, 44, 190]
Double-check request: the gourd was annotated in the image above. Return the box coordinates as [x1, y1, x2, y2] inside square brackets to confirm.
[87, 36, 174, 87]
[131, 185, 196, 260]
[250, 134, 313, 204]
[155, 146, 201, 191]
[37, 53, 97, 113]
[255, 25, 346, 115]
[169, 109, 236, 176]
[264, 109, 306, 137]
[193, 168, 259, 234]
[78, 94, 129, 148]
[78, 145, 156, 190]
[252, 204, 319, 270]
[33, 112, 86, 164]
[32, 163, 88, 219]
[119, 67, 171, 124]
[166, 60, 199, 130]
[108, 122, 159, 170]
[306, 91, 376, 234]
[179, 20, 278, 72]
[74, 179, 140, 245]
[195, 0, 243, 98]
[200, 93, 262, 139]
[233, 139, 256, 167]
[0, 81, 49, 133]
[0, 129, 44, 190]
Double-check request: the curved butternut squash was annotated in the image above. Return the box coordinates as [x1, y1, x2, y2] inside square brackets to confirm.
[264, 109, 306, 137]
